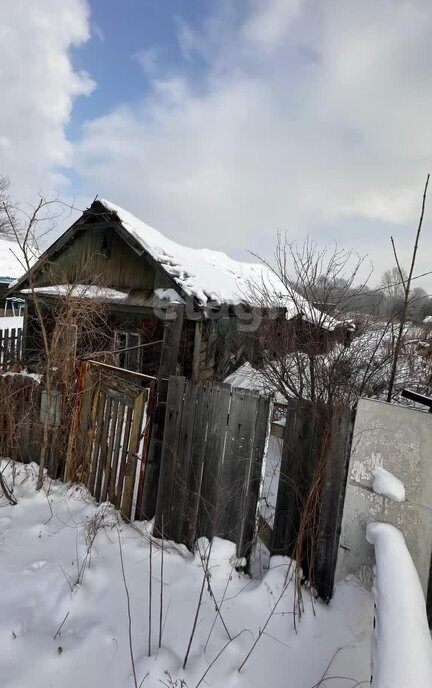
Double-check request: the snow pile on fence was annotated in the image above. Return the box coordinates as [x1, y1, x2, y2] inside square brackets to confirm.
[0, 460, 373, 688]
[0, 315, 23, 333]
[372, 468, 406, 502]
[366, 522, 432, 687]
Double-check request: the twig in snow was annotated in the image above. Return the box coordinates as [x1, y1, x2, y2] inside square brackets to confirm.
[183, 540, 213, 669]
[0, 471, 17, 505]
[196, 541, 231, 643]
[117, 528, 138, 688]
[237, 560, 295, 672]
[159, 515, 164, 649]
[53, 611, 70, 639]
[203, 563, 235, 652]
[148, 532, 153, 657]
[195, 631, 246, 688]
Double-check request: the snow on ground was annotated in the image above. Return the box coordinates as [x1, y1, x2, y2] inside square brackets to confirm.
[0, 461, 373, 688]
[0, 316, 23, 332]
[366, 522, 432, 687]
[371, 467, 405, 502]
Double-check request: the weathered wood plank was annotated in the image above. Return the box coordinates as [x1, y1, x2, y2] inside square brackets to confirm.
[313, 405, 354, 601]
[134, 381, 156, 521]
[168, 380, 199, 542]
[270, 399, 323, 557]
[217, 389, 258, 543]
[141, 305, 184, 519]
[154, 376, 186, 537]
[109, 402, 125, 504]
[100, 398, 119, 503]
[115, 405, 133, 510]
[88, 390, 105, 494]
[196, 383, 231, 540]
[181, 382, 210, 548]
[238, 394, 272, 563]
[94, 396, 112, 502]
[121, 390, 146, 519]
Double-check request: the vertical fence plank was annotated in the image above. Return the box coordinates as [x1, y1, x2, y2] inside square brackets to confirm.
[100, 399, 119, 503]
[238, 394, 272, 564]
[313, 406, 354, 600]
[168, 380, 200, 542]
[196, 383, 231, 540]
[270, 400, 322, 557]
[88, 390, 106, 495]
[121, 390, 146, 520]
[94, 396, 112, 502]
[109, 403, 125, 504]
[181, 382, 210, 548]
[217, 389, 258, 544]
[115, 405, 133, 510]
[154, 376, 186, 537]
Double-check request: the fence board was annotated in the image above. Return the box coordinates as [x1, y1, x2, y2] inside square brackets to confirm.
[154, 376, 187, 536]
[115, 406, 133, 510]
[109, 403, 125, 504]
[154, 377, 271, 563]
[181, 382, 210, 548]
[169, 381, 199, 542]
[238, 394, 272, 562]
[218, 389, 258, 543]
[100, 399, 119, 503]
[196, 383, 231, 540]
[271, 400, 323, 556]
[94, 396, 112, 502]
[313, 406, 354, 600]
[268, 399, 353, 601]
[121, 390, 146, 519]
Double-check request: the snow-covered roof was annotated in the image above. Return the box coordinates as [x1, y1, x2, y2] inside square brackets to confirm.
[101, 199, 333, 328]
[20, 284, 129, 301]
[0, 238, 24, 280]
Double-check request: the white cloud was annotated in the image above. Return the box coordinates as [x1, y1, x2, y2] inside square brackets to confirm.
[0, 0, 94, 200]
[70, 1, 432, 285]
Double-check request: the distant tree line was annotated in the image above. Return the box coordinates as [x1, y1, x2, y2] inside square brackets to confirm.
[303, 265, 431, 323]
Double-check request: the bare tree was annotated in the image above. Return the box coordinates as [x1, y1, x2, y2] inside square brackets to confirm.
[387, 174, 430, 402]
[244, 237, 398, 406]
[1, 195, 111, 488]
[0, 175, 12, 237]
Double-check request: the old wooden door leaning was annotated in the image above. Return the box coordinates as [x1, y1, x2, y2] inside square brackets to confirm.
[72, 360, 153, 521]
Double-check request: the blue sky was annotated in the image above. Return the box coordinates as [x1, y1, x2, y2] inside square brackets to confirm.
[1, 0, 432, 287]
[68, 0, 211, 136]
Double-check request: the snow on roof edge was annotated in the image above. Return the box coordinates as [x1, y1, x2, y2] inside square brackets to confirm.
[100, 199, 337, 330]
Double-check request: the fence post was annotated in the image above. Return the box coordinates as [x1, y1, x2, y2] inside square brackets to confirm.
[141, 304, 184, 519]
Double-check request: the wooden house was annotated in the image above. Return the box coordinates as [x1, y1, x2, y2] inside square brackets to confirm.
[10, 199, 338, 380]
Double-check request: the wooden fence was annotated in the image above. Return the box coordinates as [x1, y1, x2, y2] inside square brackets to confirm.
[0, 362, 354, 599]
[68, 360, 155, 522]
[0, 327, 23, 369]
[260, 399, 354, 600]
[153, 377, 272, 563]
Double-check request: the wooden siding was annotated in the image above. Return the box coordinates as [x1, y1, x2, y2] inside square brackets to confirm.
[33, 226, 172, 293]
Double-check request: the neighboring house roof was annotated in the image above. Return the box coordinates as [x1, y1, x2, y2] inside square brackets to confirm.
[12, 199, 338, 330]
[0, 238, 24, 281]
